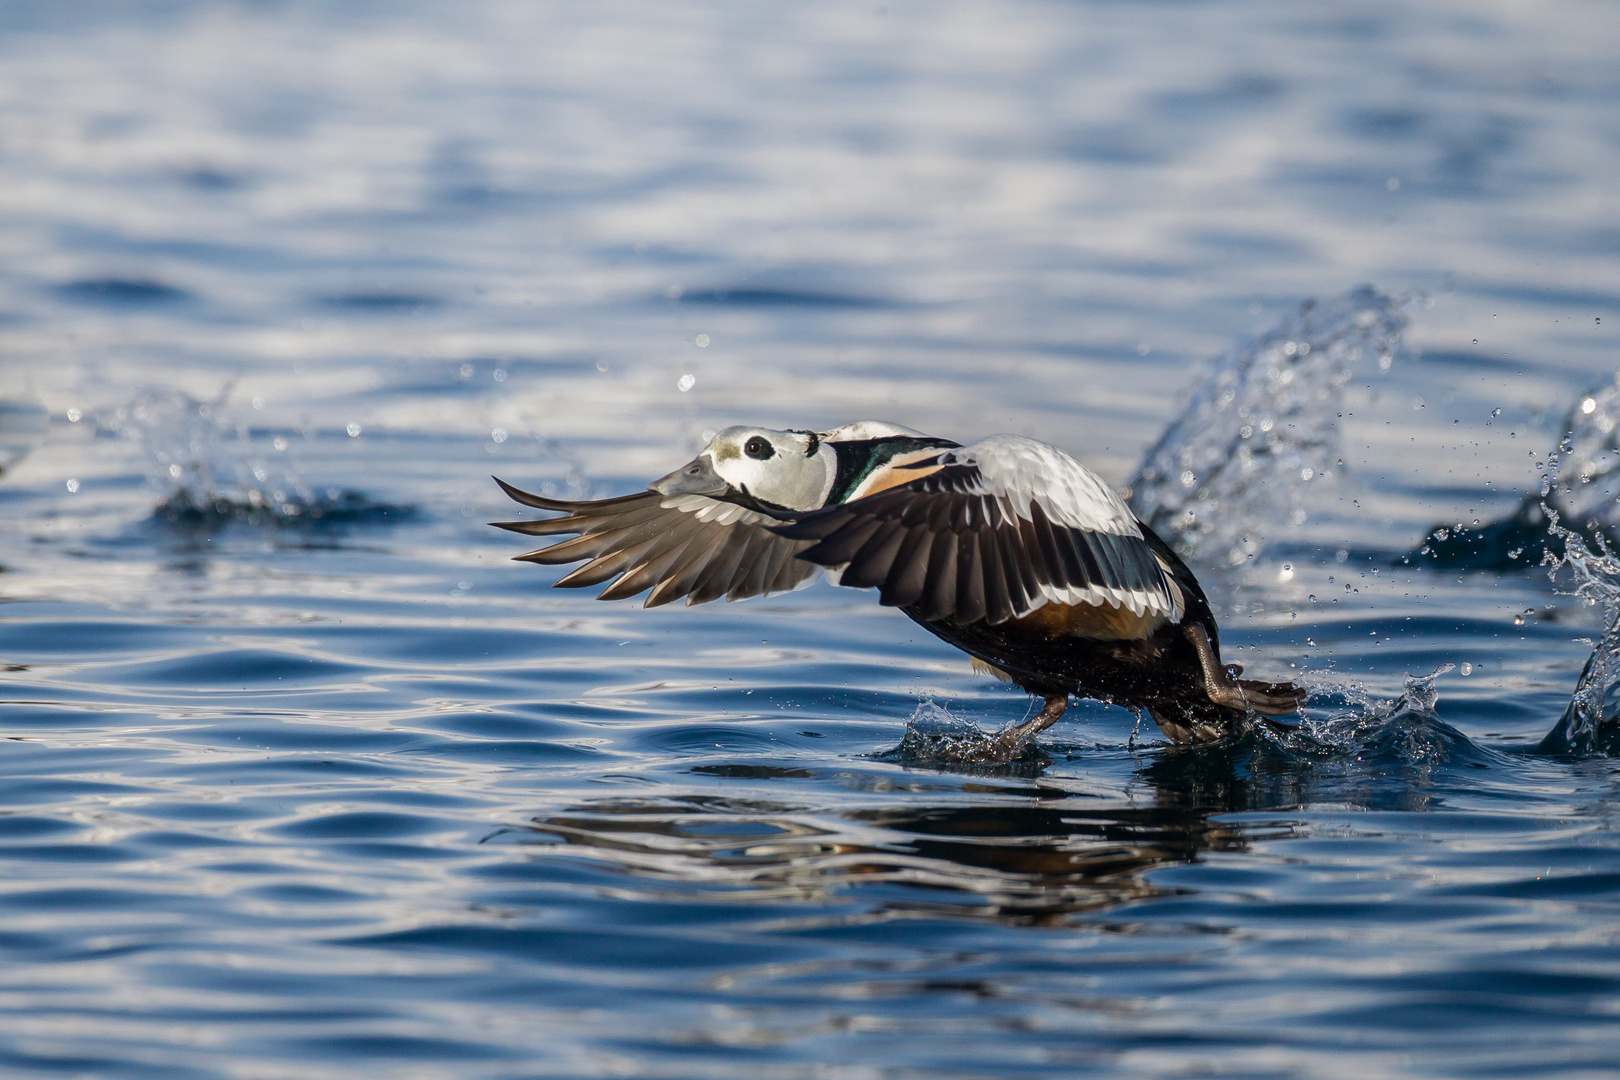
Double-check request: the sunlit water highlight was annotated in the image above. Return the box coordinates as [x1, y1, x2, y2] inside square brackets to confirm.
[3, 3, 1620, 1078]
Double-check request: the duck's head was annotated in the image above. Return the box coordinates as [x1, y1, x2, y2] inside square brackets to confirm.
[650, 426, 835, 513]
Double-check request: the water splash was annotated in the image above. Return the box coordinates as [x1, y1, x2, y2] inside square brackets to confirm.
[1265, 664, 1499, 779]
[1128, 285, 1408, 566]
[98, 387, 409, 527]
[878, 700, 1047, 769]
[1536, 518, 1620, 756]
[1409, 376, 1620, 570]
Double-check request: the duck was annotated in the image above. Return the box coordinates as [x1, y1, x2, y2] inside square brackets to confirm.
[491, 421, 1304, 755]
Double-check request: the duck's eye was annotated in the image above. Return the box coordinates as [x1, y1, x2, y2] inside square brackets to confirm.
[744, 436, 774, 460]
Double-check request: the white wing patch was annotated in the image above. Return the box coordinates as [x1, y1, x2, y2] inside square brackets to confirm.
[945, 435, 1177, 618]
[660, 493, 775, 527]
[1035, 580, 1175, 619]
[820, 419, 928, 442]
[941, 435, 1140, 536]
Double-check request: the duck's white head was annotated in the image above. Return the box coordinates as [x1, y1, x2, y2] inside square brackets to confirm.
[650, 426, 835, 513]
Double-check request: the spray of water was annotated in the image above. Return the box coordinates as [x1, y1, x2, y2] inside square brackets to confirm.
[1128, 285, 1408, 566]
[1409, 374, 1620, 570]
[98, 387, 405, 526]
[1536, 513, 1620, 756]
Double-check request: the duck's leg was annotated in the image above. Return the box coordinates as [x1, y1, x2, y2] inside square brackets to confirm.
[981, 692, 1068, 759]
[1184, 623, 1304, 716]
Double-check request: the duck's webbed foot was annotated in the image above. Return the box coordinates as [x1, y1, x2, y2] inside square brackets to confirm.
[977, 691, 1067, 761]
[1185, 624, 1306, 718]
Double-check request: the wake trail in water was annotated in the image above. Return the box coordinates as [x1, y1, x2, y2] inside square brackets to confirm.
[1127, 285, 1410, 568]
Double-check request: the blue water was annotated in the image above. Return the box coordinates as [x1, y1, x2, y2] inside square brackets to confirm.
[3, 2, 1620, 1076]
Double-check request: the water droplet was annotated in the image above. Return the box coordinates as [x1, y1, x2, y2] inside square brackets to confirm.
[1491, 408, 1501, 418]
[694, 334, 710, 348]
[493, 368, 507, 383]
[1278, 563, 1294, 582]
[677, 373, 696, 392]
[458, 363, 474, 380]
[1582, 398, 1597, 414]
[168, 463, 182, 479]
[65, 407, 82, 423]
[1460, 662, 1472, 676]
[251, 396, 264, 410]
[272, 437, 288, 451]
[346, 423, 362, 438]
[1472, 338, 1479, 344]
[65, 478, 79, 493]
[491, 428, 508, 443]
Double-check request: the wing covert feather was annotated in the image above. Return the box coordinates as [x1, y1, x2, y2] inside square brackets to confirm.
[771, 452, 1179, 625]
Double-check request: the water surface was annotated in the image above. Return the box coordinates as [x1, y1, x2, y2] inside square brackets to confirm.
[2, 2, 1619, 1077]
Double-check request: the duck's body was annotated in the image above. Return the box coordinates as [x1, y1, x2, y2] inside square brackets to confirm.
[493, 422, 1303, 752]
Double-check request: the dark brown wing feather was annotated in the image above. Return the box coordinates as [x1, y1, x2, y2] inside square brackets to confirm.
[491, 477, 819, 607]
[771, 463, 1173, 626]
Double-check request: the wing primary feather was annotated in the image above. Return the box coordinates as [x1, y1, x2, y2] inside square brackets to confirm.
[799, 517, 884, 567]
[955, 531, 987, 624]
[730, 530, 780, 600]
[1091, 531, 1126, 589]
[597, 523, 708, 601]
[879, 528, 933, 608]
[492, 518, 585, 536]
[980, 528, 1016, 625]
[551, 545, 657, 588]
[899, 494, 936, 528]
[493, 477, 651, 513]
[514, 525, 640, 565]
[1071, 529, 1108, 585]
[1025, 509, 1066, 589]
[841, 521, 906, 591]
[916, 529, 957, 622]
[685, 530, 753, 605]
[925, 495, 958, 534]
[998, 520, 1038, 613]
[765, 537, 816, 597]
[1121, 535, 1163, 593]
[644, 538, 724, 607]
[1052, 525, 1093, 589]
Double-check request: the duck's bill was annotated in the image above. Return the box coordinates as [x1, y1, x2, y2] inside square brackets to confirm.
[649, 455, 729, 498]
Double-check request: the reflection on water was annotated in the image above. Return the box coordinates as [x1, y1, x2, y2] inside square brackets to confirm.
[524, 784, 1243, 924]
[515, 676, 1503, 930]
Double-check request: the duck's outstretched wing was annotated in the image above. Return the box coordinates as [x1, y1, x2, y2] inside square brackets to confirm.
[490, 478, 819, 607]
[771, 435, 1180, 626]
